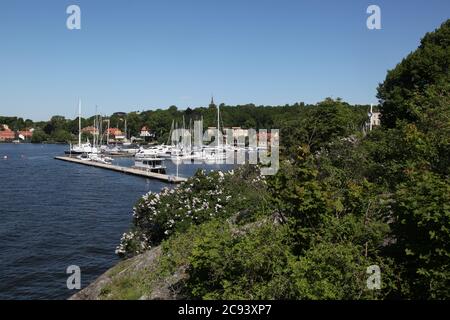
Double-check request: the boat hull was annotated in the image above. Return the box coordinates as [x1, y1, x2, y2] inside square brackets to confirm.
[64, 150, 84, 155]
[131, 166, 166, 174]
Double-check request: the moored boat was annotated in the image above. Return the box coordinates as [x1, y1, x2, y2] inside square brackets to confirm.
[132, 157, 166, 174]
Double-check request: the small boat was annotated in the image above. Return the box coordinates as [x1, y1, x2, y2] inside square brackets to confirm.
[77, 153, 113, 164]
[135, 145, 173, 159]
[66, 142, 99, 155]
[135, 146, 160, 159]
[76, 153, 92, 161]
[101, 145, 125, 156]
[203, 153, 226, 164]
[133, 157, 166, 174]
[90, 153, 113, 164]
[119, 142, 140, 154]
[65, 99, 100, 155]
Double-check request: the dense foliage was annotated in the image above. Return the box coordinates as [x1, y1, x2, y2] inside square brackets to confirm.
[116, 166, 269, 257]
[378, 20, 450, 128]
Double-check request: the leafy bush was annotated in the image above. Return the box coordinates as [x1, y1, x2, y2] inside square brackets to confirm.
[385, 171, 450, 298]
[291, 241, 393, 300]
[116, 166, 269, 257]
[187, 222, 296, 300]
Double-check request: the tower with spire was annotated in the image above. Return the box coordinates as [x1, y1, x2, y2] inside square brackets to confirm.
[209, 95, 216, 109]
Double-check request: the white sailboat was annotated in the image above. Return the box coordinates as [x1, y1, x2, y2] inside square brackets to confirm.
[65, 99, 99, 155]
[203, 100, 226, 163]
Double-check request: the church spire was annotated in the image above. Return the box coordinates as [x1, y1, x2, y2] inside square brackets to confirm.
[209, 95, 216, 108]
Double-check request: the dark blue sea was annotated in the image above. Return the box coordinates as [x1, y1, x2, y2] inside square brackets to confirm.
[0, 143, 231, 300]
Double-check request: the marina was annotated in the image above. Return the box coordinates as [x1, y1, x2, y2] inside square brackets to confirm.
[54, 156, 187, 183]
[56, 98, 257, 183]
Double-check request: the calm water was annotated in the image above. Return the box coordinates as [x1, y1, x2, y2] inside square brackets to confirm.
[0, 143, 232, 300]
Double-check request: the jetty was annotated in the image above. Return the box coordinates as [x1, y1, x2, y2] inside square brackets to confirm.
[55, 156, 187, 183]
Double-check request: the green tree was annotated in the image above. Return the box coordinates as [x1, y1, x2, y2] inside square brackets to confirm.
[31, 129, 49, 143]
[377, 20, 450, 127]
[385, 171, 450, 298]
[51, 129, 72, 143]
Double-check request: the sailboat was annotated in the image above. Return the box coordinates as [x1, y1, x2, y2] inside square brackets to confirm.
[203, 100, 226, 163]
[65, 99, 99, 155]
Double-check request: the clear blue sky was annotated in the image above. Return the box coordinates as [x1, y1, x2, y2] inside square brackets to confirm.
[1, 0, 449, 120]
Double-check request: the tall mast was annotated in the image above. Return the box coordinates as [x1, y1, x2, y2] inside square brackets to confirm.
[93, 108, 96, 147]
[96, 114, 98, 146]
[78, 99, 81, 146]
[99, 114, 103, 145]
[183, 115, 186, 152]
[216, 98, 220, 151]
[175, 121, 178, 148]
[189, 118, 193, 150]
[93, 107, 97, 147]
[124, 118, 127, 141]
[201, 115, 204, 149]
[167, 120, 174, 146]
[107, 118, 110, 145]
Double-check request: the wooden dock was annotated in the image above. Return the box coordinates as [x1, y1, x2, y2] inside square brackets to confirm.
[54, 156, 187, 183]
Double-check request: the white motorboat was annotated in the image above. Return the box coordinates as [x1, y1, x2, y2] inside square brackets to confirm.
[135, 148, 157, 158]
[121, 143, 140, 154]
[66, 142, 99, 155]
[135, 145, 171, 159]
[77, 153, 113, 164]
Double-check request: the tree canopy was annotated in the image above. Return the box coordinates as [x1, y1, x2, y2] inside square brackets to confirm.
[377, 20, 450, 127]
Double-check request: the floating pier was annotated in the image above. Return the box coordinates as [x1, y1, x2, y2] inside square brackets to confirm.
[54, 156, 187, 183]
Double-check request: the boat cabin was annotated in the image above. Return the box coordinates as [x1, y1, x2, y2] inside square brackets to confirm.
[133, 158, 166, 174]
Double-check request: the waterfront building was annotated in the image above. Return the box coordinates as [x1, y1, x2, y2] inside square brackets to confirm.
[0, 127, 16, 141]
[17, 129, 34, 140]
[81, 126, 99, 135]
[140, 126, 151, 137]
[107, 128, 123, 138]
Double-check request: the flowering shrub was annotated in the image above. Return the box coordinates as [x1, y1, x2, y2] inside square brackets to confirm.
[116, 166, 268, 257]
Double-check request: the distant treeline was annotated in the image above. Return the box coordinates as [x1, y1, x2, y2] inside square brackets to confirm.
[0, 98, 372, 147]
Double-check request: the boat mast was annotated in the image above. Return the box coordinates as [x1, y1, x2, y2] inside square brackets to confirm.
[124, 118, 127, 141]
[98, 112, 101, 146]
[94, 105, 98, 148]
[201, 115, 204, 149]
[106, 118, 110, 145]
[182, 115, 186, 153]
[216, 98, 221, 154]
[78, 99, 81, 147]
[93, 109, 96, 148]
[175, 121, 179, 150]
[167, 120, 174, 146]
